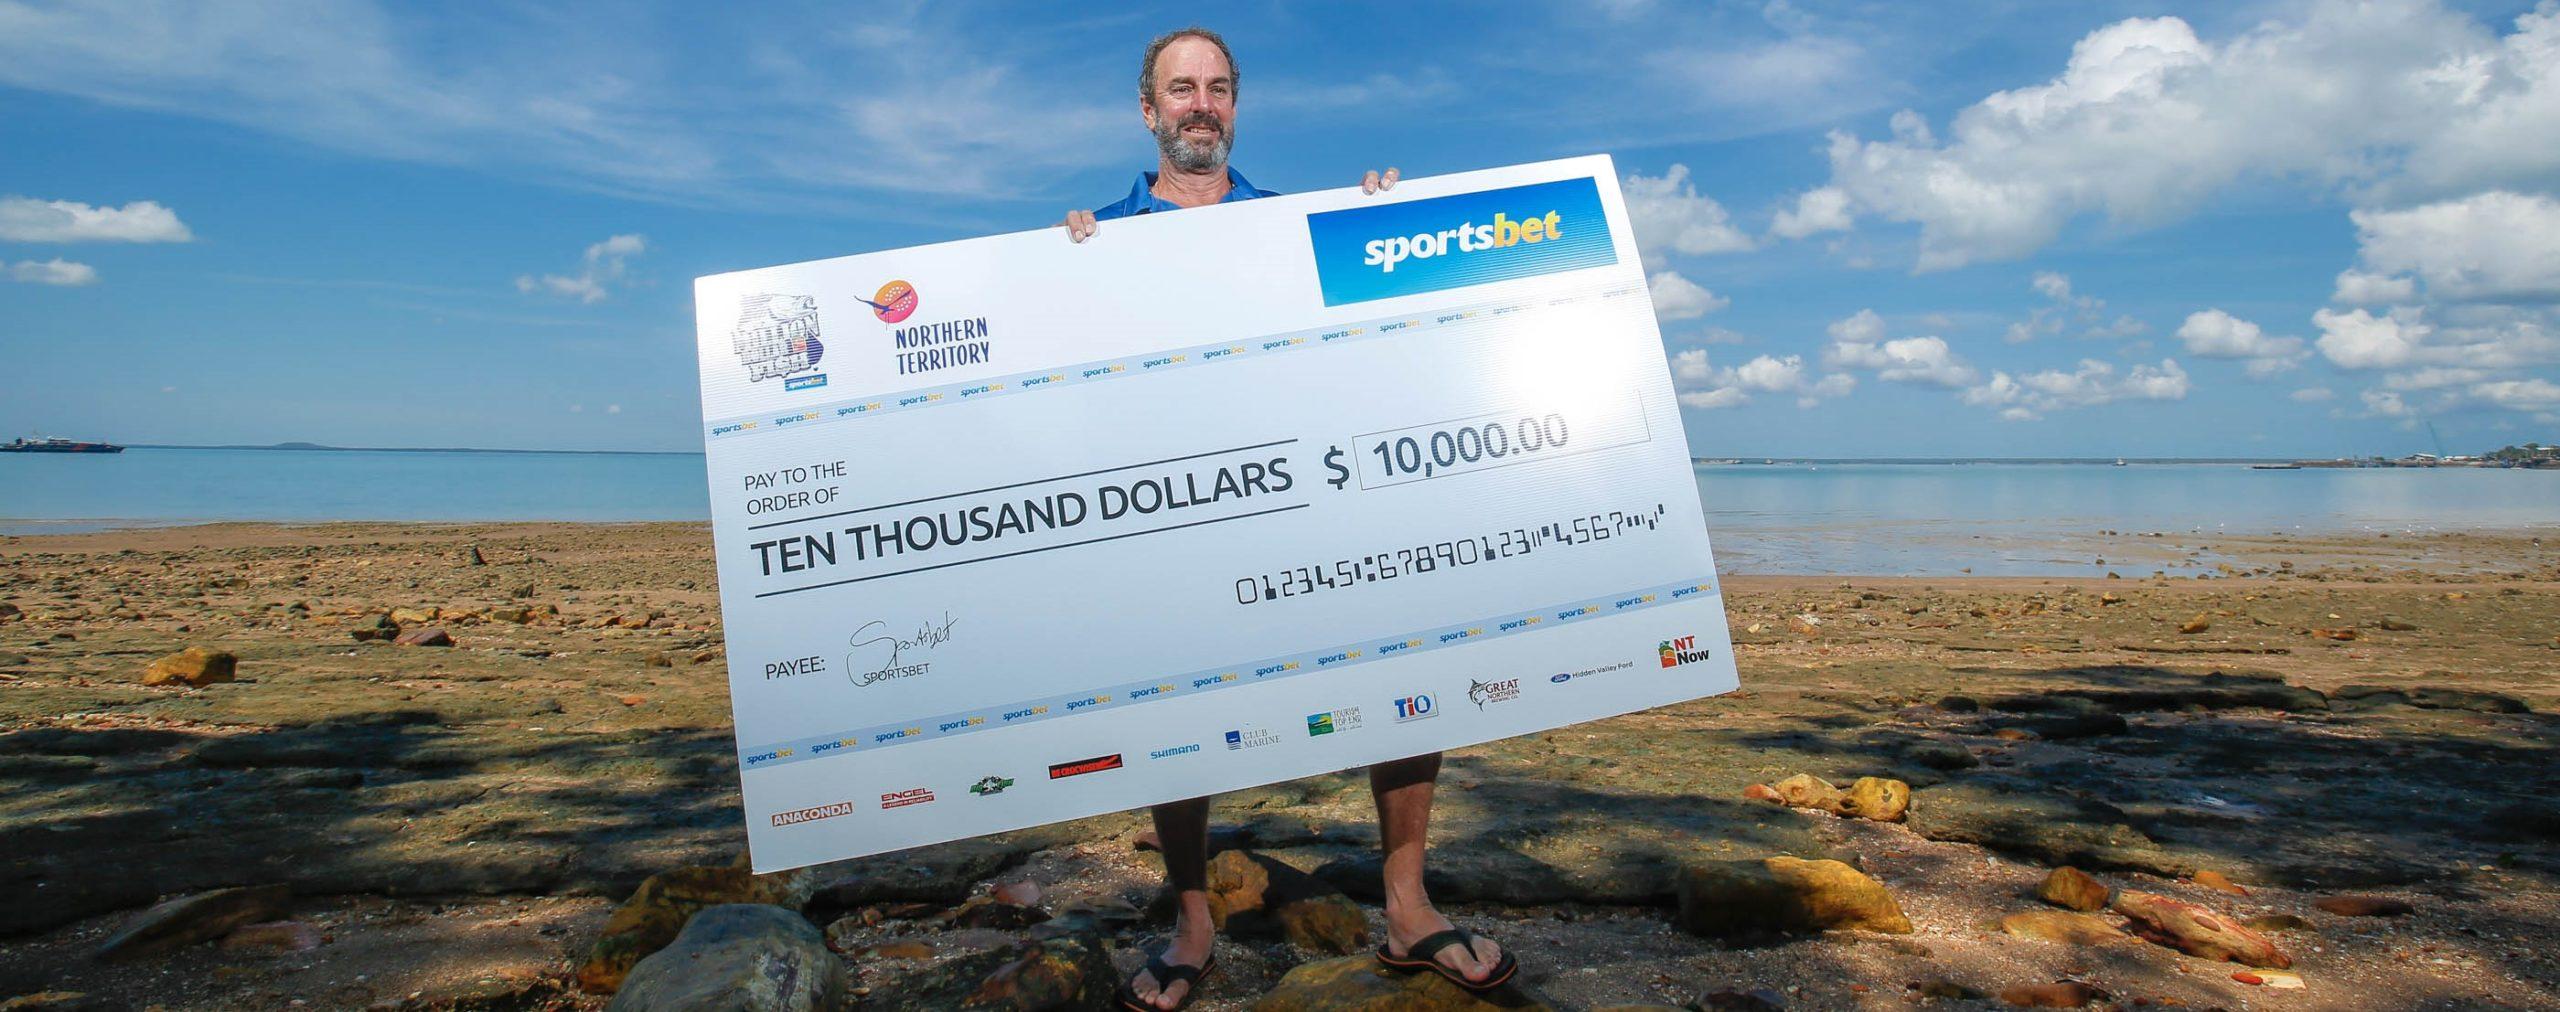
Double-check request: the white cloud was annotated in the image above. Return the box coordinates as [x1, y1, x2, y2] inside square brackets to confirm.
[2176, 309, 2309, 376]
[2471, 378, 2560, 412]
[1813, 2, 2560, 270]
[2332, 269, 2417, 305]
[1623, 165, 1753, 268]
[1647, 271, 1729, 320]
[1826, 308, 1884, 345]
[2031, 271, 2074, 303]
[1669, 348, 1853, 409]
[2348, 191, 2560, 302]
[1826, 334, 1978, 388]
[517, 233, 646, 304]
[1964, 358, 2190, 419]
[2005, 270, 2126, 343]
[6, 258, 99, 286]
[0, 197, 193, 243]
[1769, 186, 1852, 240]
[2361, 389, 2416, 418]
[2314, 307, 2428, 369]
[2291, 386, 2335, 402]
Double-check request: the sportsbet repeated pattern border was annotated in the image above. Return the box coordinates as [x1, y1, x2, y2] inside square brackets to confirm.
[704, 283, 1647, 441]
[738, 574, 1721, 770]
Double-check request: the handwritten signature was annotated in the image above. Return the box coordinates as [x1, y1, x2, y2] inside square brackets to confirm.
[848, 612, 958, 687]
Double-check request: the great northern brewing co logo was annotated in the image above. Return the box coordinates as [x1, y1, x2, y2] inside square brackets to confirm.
[1660, 634, 1712, 668]
[1468, 677, 1520, 709]
[731, 293, 825, 387]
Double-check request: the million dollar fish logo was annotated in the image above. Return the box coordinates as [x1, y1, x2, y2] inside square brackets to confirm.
[731, 293, 824, 382]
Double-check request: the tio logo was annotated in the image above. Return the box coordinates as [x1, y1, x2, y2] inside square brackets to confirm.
[1392, 693, 1437, 722]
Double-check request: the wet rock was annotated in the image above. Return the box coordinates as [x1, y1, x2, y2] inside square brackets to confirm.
[860, 932, 1112, 1011]
[1997, 981, 2101, 1007]
[607, 904, 845, 1012]
[1998, 911, 2130, 946]
[94, 884, 291, 960]
[1693, 989, 1786, 1010]
[1250, 953, 1555, 1010]
[393, 627, 454, 647]
[1752, 773, 1911, 822]
[1903, 740, 1977, 770]
[2036, 867, 2109, 912]
[1673, 857, 1912, 938]
[2192, 870, 2247, 895]
[2313, 895, 2413, 917]
[220, 920, 322, 953]
[140, 647, 236, 688]
[578, 865, 817, 994]
[1275, 893, 1371, 955]
[2110, 890, 2288, 968]
[2241, 913, 2315, 932]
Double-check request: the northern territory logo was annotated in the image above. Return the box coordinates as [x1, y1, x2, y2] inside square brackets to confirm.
[865, 279, 994, 377]
[732, 293, 825, 384]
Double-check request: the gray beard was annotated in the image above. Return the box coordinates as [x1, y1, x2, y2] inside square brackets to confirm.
[1154, 119, 1233, 174]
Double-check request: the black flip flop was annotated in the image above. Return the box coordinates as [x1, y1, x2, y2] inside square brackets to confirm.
[1375, 927, 1519, 993]
[1116, 951, 1216, 1011]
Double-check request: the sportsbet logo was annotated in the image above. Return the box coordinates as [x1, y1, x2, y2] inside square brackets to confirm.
[1362, 211, 1563, 273]
[1307, 175, 1616, 307]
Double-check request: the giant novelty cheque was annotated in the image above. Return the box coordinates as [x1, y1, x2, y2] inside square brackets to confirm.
[695, 155, 1739, 871]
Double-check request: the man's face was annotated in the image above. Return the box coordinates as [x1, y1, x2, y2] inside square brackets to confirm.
[1144, 36, 1236, 173]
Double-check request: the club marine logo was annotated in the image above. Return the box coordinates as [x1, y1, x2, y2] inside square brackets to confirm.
[1660, 634, 1713, 668]
[860, 280, 919, 324]
[969, 775, 1015, 796]
[1048, 753, 1124, 779]
[731, 293, 825, 384]
[1306, 706, 1365, 736]
[1467, 677, 1521, 709]
[1392, 693, 1438, 723]
[1226, 727, 1280, 751]
[771, 800, 856, 827]
[879, 787, 935, 809]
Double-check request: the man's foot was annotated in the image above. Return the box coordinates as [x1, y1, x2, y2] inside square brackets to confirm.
[1120, 921, 1215, 1011]
[1380, 909, 1508, 988]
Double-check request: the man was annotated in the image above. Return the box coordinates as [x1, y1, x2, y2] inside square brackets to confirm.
[1061, 27, 1516, 1012]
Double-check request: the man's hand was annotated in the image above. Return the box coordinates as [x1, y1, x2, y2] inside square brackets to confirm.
[1061, 209, 1099, 243]
[1361, 168, 1400, 194]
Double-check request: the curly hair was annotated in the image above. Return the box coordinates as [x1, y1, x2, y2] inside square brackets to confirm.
[1139, 26, 1238, 101]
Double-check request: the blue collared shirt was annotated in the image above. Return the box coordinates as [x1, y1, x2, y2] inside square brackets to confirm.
[1093, 167, 1278, 220]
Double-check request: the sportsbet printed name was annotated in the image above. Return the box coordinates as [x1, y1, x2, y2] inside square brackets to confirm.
[1362, 211, 1563, 274]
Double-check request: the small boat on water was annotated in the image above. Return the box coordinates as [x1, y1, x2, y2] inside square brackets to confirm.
[2113, 458, 2128, 467]
[2, 437, 125, 454]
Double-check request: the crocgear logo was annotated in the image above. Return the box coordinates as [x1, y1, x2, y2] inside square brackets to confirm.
[879, 787, 935, 809]
[772, 800, 857, 827]
[731, 293, 825, 382]
[860, 280, 919, 324]
[1660, 634, 1712, 668]
[1467, 678, 1521, 709]
[1048, 754, 1123, 779]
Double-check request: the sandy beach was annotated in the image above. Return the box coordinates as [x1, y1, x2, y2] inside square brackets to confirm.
[1, 521, 2554, 1010]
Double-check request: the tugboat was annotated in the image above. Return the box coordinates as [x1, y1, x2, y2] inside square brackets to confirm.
[2, 436, 125, 453]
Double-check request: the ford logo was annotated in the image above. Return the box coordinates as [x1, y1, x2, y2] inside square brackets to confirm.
[1550, 673, 1572, 683]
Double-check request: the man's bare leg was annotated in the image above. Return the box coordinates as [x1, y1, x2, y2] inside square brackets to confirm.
[1131, 796, 1216, 1010]
[1371, 751, 1501, 982]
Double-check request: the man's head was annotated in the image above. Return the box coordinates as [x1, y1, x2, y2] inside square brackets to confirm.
[1139, 27, 1237, 174]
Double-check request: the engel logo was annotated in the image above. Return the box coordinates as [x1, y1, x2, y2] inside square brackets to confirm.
[1362, 211, 1563, 273]
[861, 280, 918, 323]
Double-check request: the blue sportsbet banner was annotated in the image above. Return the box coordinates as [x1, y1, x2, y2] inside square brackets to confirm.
[1304, 176, 1617, 307]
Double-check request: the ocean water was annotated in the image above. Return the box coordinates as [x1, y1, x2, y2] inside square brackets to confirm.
[5, 449, 2556, 575]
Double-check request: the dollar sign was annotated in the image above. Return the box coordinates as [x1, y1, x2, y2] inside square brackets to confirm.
[1324, 446, 1349, 489]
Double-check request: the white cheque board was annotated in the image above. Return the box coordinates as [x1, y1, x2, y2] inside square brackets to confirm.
[696, 154, 1739, 871]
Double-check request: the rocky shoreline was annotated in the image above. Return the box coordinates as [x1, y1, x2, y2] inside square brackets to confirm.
[1, 522, 2554, 1009]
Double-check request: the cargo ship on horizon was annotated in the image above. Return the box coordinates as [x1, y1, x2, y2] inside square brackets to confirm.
[2, 437, 125, 454]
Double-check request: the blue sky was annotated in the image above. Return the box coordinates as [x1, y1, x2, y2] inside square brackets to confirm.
[3, 0, 2555, 456]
